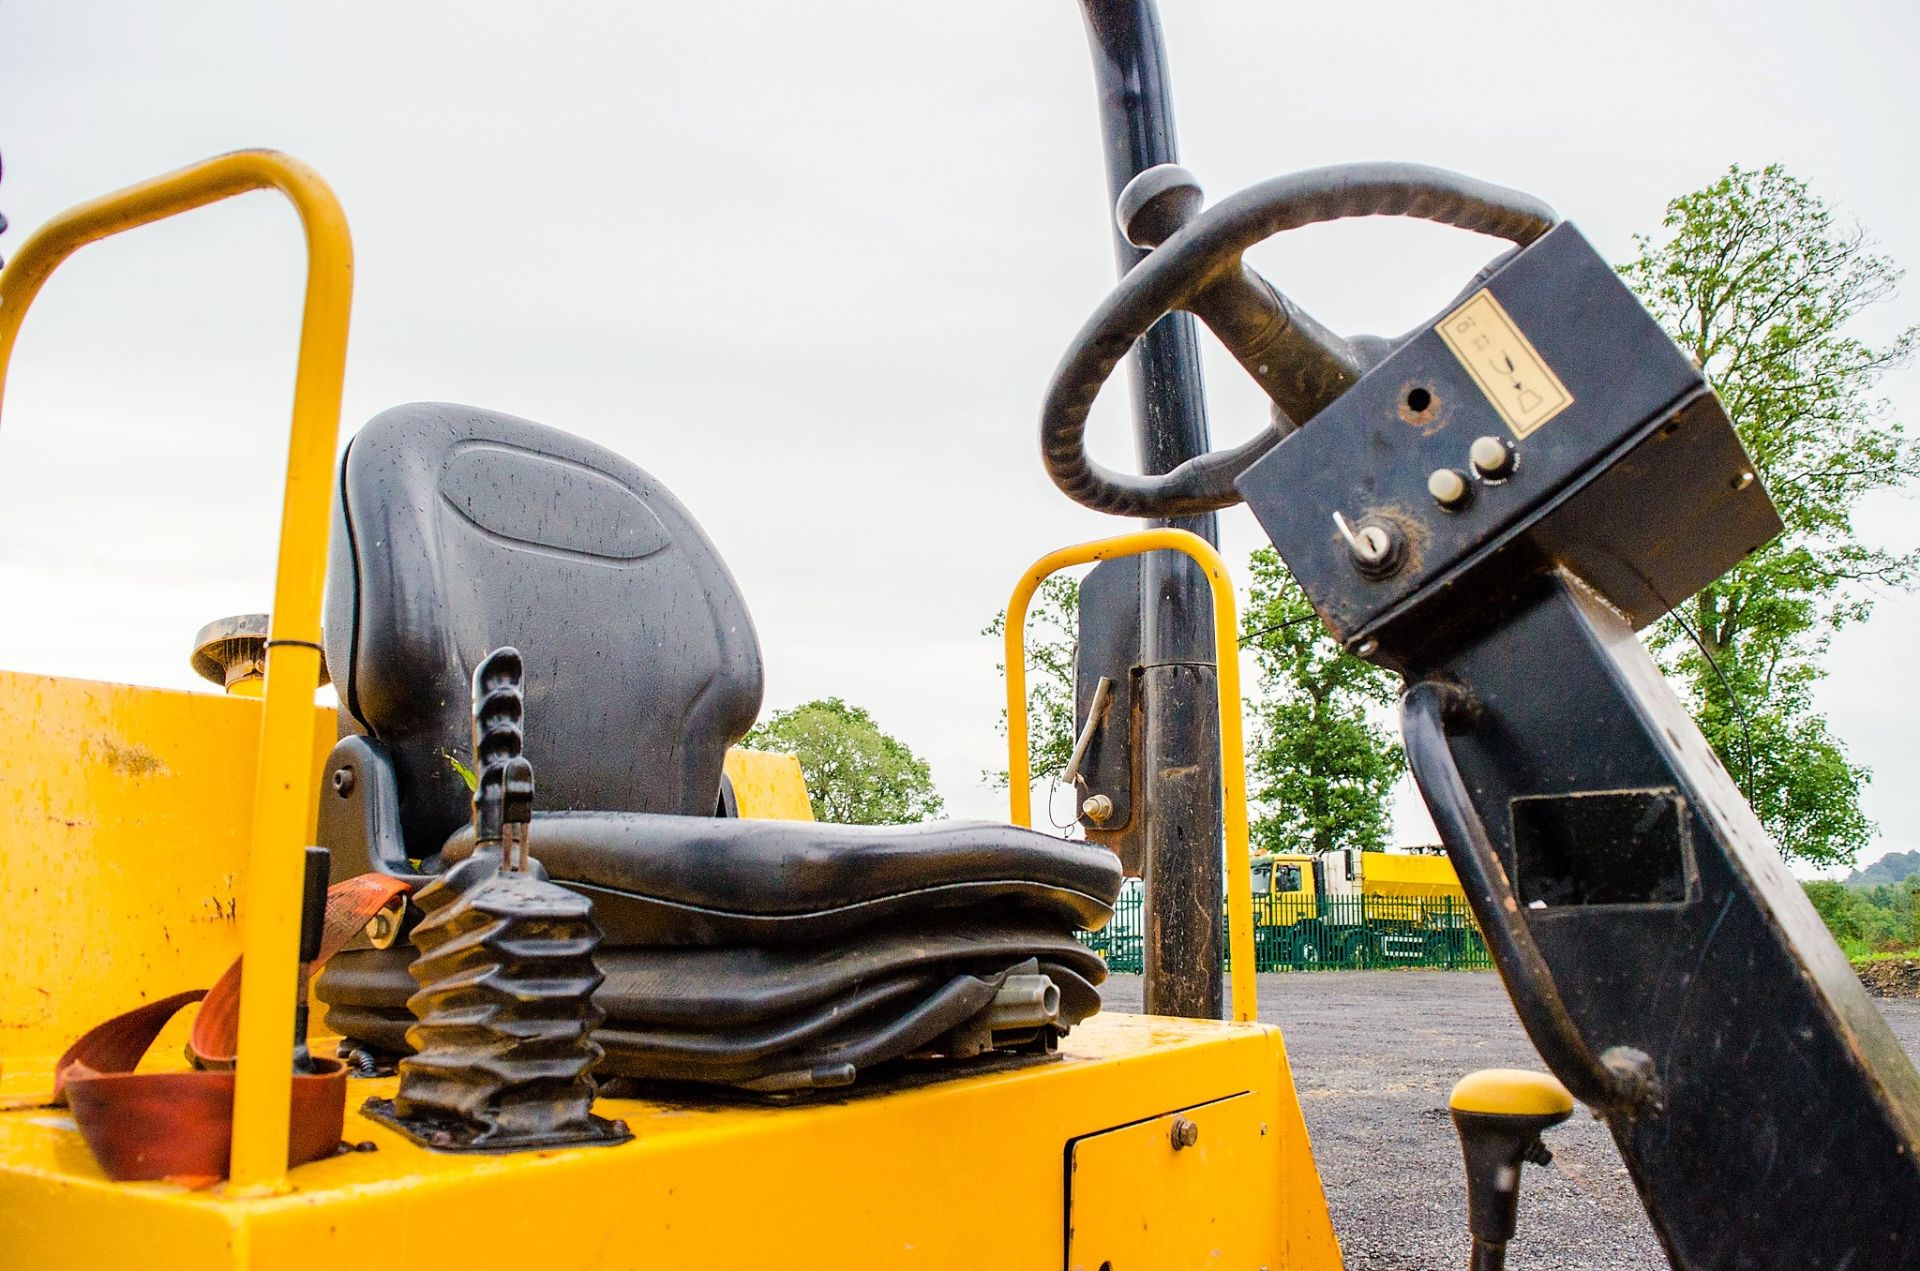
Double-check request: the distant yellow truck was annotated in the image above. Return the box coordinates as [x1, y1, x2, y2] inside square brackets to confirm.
[1250, 848, 1482, 968]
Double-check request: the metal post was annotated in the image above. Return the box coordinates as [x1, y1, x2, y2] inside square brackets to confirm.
[1076, 0, 1225, 1020]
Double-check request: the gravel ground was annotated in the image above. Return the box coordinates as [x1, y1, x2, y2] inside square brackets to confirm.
[1100, 971, 1920, 1270]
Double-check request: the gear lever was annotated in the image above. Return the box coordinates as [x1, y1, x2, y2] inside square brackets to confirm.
[1449, 1068, 1574, 1270]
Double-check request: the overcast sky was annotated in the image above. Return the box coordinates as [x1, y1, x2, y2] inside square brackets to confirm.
[3, 0, 1916, 875]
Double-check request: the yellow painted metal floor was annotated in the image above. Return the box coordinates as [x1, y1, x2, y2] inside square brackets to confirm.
[0, 1012, 1343, 1270]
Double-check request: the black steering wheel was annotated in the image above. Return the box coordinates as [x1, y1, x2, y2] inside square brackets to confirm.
[1040, 162, 1558, 519]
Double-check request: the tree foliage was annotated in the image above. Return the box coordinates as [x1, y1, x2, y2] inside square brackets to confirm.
[1804, 879, 1919, 957]
[1620, 164, 1918, 866]
[742, 697, 944, 824]
[982, 575, 1079, 791]
[1241, 548, 1403, 857]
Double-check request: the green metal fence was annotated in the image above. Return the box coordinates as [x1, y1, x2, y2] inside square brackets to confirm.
[1079, 890, 1491, 973]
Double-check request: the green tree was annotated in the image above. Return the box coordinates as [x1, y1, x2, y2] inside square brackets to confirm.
[1241, 547, 1403, 857]
[982, 575, 1079, 791]
[1804, 878, 1916, 956]
[742, 697, 944, 824]
[1620, 164, 1918, 867]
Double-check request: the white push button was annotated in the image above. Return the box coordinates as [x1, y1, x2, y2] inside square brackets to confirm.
[1428, 468, 1470, 508]
[1469, 435, 1515, 479]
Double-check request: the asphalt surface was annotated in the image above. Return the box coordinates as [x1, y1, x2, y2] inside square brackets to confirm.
[1100, 971, 1920, 1270]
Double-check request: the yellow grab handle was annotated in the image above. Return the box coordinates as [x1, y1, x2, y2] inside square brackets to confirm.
[1003, 528, 1257, 1025]
[0, 149, 353, 1191]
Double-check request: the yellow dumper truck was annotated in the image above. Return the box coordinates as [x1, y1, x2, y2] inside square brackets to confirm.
[1251, 849, 1484, 969]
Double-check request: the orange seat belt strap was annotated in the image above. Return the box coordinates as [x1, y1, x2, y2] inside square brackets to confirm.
[50, 872, 411, 1187]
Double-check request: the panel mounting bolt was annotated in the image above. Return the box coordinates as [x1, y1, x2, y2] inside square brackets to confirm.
[365, 908, 397, 948]
[1427, 468, 1470, 509]
[1081, 793, 1114, 824]
[1469, 435, 1515, 480]
[1171, 1116, 1200, 1150]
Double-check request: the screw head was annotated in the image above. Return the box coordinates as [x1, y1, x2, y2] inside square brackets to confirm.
[1081, 793, 1115, 824]
[331, 766, 356, 796]
[1469, 435, 1515, 480]
[1170, 1116, 1201, 1150]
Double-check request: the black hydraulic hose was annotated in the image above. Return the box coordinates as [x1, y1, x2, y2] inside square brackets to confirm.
[1400, 679, 1658, 1115]
[1041, 163, 1558, 519]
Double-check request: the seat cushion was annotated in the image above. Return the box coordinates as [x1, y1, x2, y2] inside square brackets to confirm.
[319, 920, 1107, 1089]
[439, 812, 1124, 946]
[322, 921, 1107, 1027]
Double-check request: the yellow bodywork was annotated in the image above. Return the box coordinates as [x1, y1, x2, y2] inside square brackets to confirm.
[1, 1014, 1337, 1270]
[0, 679, 1340, 1270]
[1357, 852, 1465, 900]
[0, 672, 336, 1073]
[722, 748, 816, 821]
[1069, 1093, 1278, 1270]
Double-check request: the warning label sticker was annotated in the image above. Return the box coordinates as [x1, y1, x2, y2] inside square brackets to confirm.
[1436, 290, 1573, 438]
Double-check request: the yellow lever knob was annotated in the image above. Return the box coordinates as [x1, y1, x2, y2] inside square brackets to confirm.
[1449, 1068, 1574, 1119]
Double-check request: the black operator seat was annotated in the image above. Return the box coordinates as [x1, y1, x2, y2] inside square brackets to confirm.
[314, 403, 1121, 1091]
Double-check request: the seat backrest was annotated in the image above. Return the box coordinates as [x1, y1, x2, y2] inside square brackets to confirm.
[325, 403, 764, 855]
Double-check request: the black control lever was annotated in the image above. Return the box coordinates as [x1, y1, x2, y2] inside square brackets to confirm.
[470, 647, 535, 869]
[362, 645, 628, 1153]
[292, 845, 331, 1074]
[1449, 1069, 1573, 1271]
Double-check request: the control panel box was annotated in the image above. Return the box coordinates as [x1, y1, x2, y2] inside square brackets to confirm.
[1235, 223, 1781, 667]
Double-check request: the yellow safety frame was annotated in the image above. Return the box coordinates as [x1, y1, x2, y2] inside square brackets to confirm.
[0, 150, 352, 1191]
[1003, 528, 1258, 1024]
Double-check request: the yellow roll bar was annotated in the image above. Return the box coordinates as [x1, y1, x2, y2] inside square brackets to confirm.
[0, 150, 353, 1191]
[1003, 528, 1257, 1025]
